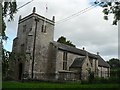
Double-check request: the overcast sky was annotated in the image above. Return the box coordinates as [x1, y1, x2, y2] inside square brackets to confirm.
[4, 0, 118, 61]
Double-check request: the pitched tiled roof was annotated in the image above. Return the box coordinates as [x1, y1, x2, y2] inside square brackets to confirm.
[97, 55, 110, 68]
[50, 41, 110, 68]
[70, 57, 85, 68]
[51, 41, 97, 59]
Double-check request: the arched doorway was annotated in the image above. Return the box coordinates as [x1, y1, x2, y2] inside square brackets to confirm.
[18, 63, 23, 80]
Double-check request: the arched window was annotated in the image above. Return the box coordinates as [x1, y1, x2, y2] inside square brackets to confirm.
[63, 52, 67, 70]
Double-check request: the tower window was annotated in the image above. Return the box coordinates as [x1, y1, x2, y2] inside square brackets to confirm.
[44, 25, 46, 33]
[41, 25, 47, 33]
[41, 25, 44, 32]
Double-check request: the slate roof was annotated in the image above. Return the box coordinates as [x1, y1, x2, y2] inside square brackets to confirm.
[70, 57, 85, 68]
[51, 41, 110, 68]
[51, 41, 97, 59]
[98, 55, 110, 68]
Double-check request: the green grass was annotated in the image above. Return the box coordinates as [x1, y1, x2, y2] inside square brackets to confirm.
[2, 81, 120, 88]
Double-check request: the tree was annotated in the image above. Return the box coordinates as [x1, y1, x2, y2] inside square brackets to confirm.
[94, 1, 120, 25]
[1, 0, 17, 79]
[107, 58, 120, 69]
[1, 0, 17, 40]
[2, 49, 10, 78]
[57, 36, 66, 44]
[57, 36, 76, 47]
[107, 58, 120, 81]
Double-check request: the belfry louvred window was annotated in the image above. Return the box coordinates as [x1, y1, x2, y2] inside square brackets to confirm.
[41, 25, 46, 33]
[41, 20, 47, 33]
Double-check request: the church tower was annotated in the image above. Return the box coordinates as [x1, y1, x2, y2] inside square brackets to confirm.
[12, 7, 55, 80]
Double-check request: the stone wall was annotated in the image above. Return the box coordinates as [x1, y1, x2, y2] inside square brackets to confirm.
[55, 50, 82, 72]
[81, 56, 91, 80]
[98, 66, 109, 78]
[55, 49, 94, 80]
[31, 15, 54, 79]
[12, 12, 55, 80]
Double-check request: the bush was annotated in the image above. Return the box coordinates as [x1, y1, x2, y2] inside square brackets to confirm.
[108, 77, 120, 83]
[3, 76, 14, 81]
[91, 76, 120, 84]
[81, 80, 89, 84]
[88, 72, 94, 83]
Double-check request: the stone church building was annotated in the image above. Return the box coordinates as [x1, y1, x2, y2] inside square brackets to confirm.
[10, 7, 110, 81]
